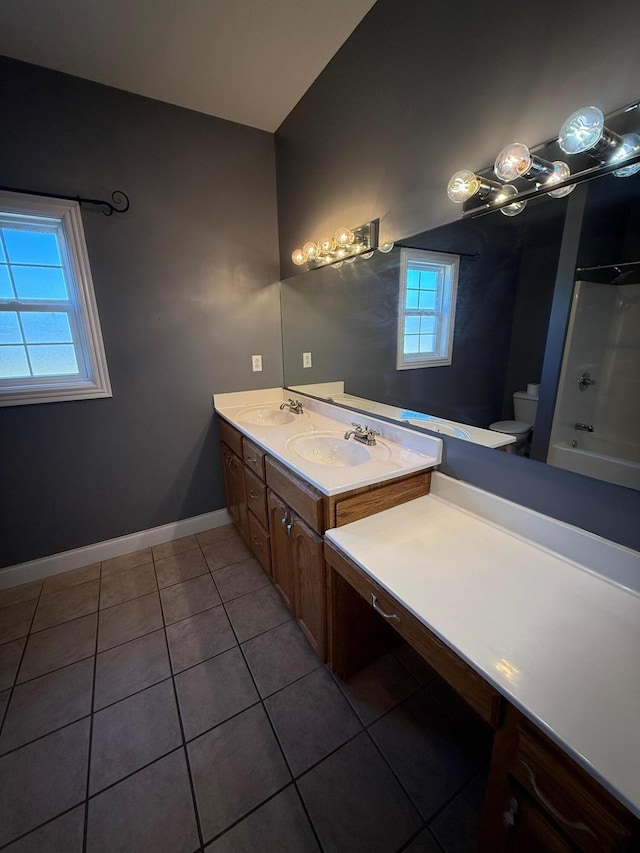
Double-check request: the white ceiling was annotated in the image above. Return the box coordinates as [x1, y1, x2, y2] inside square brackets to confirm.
[0, 0, 376, 132]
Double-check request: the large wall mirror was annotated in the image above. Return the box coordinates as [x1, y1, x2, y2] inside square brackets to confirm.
[280, 106, 640, 493]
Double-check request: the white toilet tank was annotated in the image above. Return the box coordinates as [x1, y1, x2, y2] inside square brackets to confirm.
[513, 388, 539, 426]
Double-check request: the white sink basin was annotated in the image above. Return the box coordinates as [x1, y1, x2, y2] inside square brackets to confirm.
[405, 418, 471, 440]
[238, 407, 296, 427]
[287, 432, 373, 467]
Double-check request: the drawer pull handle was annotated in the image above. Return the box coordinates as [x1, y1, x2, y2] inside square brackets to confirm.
[521, 761, 598, 840]
[253, 536, 261, 546]
[249, 491, 258, 500]
[371, 593, 400, 622]
[286, 519, 294, 534]
[281, 514, 288, 528]
[247, 456, 257, 464]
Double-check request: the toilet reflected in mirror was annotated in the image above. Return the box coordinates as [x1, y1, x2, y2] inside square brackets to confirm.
[490, 384, 540, 455]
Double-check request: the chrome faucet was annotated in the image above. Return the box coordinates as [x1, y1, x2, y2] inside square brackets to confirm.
[344, 423, 380, 446]
[574, 422, 594, 432]
[280, 398, 304, 415]
[578, 372, 596, 392]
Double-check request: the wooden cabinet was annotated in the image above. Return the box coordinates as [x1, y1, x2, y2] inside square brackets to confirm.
[479, 704, 638, 853]
[219, 414, 433, 666]
[221, 444, 249, 545]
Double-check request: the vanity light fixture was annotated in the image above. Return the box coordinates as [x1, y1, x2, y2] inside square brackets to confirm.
[291, 220, 379, 269]
[558, 106, 640, 177]
[494, 143, 575, 198]
[447, 170, 527, 216]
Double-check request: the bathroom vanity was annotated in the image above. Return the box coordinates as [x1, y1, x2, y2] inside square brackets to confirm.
[214, 388, 640, 852]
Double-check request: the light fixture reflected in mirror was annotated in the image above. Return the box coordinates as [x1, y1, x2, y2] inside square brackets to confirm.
[494, 143, 575, 198]
[447, 170, 527, 216]
[291, 220, 379, 270]
[558, 106, 640, 178]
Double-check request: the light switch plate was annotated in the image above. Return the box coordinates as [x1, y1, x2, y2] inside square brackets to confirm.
[251, 355, 263, 372]
[303, 352, 312, 368]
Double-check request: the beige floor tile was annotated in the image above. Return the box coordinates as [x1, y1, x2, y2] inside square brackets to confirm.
[32, 581, 99, 633]
[196, 524, 236, 546]
[152, 535, 199, 561]
[42, 563, 100, 596]
[0, 600, 37, 644]
[18, 614, 98, 683]
[97, 593, 163, 652]
[154, 549, 208, 589]
[0, 580, 42, 611]
[99, 563, 157, 609]
[101, 549, 152, 578]
[202, 536, 251, 572]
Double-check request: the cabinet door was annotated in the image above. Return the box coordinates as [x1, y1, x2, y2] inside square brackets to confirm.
[502, 786, 577, 853]
[267, 490, 296, 612]
[291, 515, 326, 660]
[222, 445, 249, 545]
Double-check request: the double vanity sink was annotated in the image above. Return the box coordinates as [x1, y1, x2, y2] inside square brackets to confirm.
[221, 391, 442, 495]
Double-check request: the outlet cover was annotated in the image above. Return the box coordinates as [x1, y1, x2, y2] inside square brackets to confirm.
[303, 352, 312, 368]
[252, 355, 263, 372]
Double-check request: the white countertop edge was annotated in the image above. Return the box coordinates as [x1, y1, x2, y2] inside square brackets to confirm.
[431, 473, 640, 594]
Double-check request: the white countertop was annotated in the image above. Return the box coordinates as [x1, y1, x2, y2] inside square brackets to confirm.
[325, 473, 640, 818]
[213, 388, 441, 496]
[289, 382, 515, 449]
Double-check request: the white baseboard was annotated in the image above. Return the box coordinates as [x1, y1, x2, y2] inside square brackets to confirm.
[0, 508, 233, 590]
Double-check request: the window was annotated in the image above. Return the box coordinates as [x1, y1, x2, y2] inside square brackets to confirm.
[0, 191, 111, 406]
[396, 248, 459, 370]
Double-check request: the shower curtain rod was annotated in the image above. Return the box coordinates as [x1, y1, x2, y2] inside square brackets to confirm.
[577, 260, 640, 273]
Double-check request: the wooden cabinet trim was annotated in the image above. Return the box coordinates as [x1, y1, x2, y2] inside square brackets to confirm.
[325, 540, 503, 728]
[218, 417, 243, 458]
[333, 471, 432, 527]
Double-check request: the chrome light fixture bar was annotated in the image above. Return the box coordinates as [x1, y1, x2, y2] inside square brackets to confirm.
[494, 143, 574, 198]
[291, 220, 379, 269]
[447, 170, 527, 216]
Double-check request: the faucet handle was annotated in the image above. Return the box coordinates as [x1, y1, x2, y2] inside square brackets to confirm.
[351, 422, 363, 430]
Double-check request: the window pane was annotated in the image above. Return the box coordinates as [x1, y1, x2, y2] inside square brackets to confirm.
[0, 265, 14, 299]
[404, 335, 420, 354]
[0, 240, 5, 261]
[21, 312, 73, 344]
[0, 312, 23, 344]
[418, 269, 438, 289]
[12, 266, 68, 300]
[418, 290, 437, 310]
[2, 229, 61, 265]
[28, 344, 79, 376]
[0, 345, 31, 378]
[406, 268, 420, 288]
[405, 289, 419, 309]
[404, 316, 420, 335]
[420, 315, 437, 334]
[418, 334, 436, 353]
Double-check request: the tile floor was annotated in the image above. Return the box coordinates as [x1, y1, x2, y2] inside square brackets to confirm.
[0, 525, 491, 852]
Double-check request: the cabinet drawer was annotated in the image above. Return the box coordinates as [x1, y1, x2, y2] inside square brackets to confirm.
[245, 468, 268, 528]
[242, 438, 266, 481]
[248, 512, 271, 576]
[510, 723, 633, 852]
[325, 541, 503, 728]
[218, 417, 243, 458]
[265, 457, 324, 534]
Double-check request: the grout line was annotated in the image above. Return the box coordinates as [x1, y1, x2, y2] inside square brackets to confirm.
[82, 561, 102, 853]
[0, 800, 87, 852]
[198, 780, 294, 849]
[208, 586, 325, 853]
[159, 615, 205, 849]
[0, 579, 45, 742]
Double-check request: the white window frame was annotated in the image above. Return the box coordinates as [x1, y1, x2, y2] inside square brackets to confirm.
[396, 248, 459, 370]
[0, 191, 111, 407]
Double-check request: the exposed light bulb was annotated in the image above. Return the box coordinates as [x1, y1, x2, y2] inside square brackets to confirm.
[612, 133, 640, 177]
[447, 170, 481, 203]
[334, 227, 355, 247]
[378, 242, 394, 253]
[558, 106, 606, 155]
[494, 143, 535, 181]
[291, 248, 306, 266]
[545, 161, 575, 198]
[318, 236, 336, 255]
[344, 256, 356, 263]
[495, 185, 527, 217]
[361, 251, 374, 259]
[336, 247, 347, 258]
[303, 241, 318, 261]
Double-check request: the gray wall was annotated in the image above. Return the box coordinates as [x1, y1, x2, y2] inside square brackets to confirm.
[276, 0, 640, 549]
[0, 57, 283, 569]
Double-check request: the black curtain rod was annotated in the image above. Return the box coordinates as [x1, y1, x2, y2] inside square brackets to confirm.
[577, 260, 640, 273]
[0, 187, 130, 216]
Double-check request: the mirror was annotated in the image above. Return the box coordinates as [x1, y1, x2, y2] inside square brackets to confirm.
[281, 151, 640, 491]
